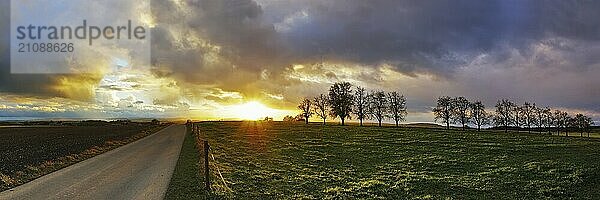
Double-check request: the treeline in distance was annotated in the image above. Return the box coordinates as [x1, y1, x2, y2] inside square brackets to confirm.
[289, 82, 407, 127]
[433, 96, 595, 136]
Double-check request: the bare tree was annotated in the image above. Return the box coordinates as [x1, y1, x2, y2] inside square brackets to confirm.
[387, 91, 407, 127]
[369, 90, 388, 127]
[543, 107, 553, 134]
[297, 98, 313, 124]
[514, 103, 523, 130]
[452, 97, 471, 130]
[566, 115, 576, 136]
[574, 114, 587, 137]
[534, 105, 549, 134]
[470, 101, 489, 131]
[494, 99, 515, 133]
[582, 115, 594, 137]
[554, 110, 568, 136]
[353, 86, 369, 126]
[433, 96, 454, 130]
[552, 110, 561, 135]
[521, 102, 535, 133]
[312, 94, 330, 125]
[328, 82, 354, 125]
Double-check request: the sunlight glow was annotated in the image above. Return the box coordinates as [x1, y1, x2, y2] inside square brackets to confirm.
[226, 101, 292, 120]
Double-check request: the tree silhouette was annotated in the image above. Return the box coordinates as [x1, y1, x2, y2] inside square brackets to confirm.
[582, 115, 594, 137]
[574, 114, 586, 137]
[452, 97, 471, 130]
[369, 90, 388, 127]
[542, 107, 552, 134]
[297, 98, 313, 124]
[494, 99, 515, 133]
[550, 110, 560, 135]
[566, 115, 576, 136]
[551, 110, 560, 135]
[521, 102, 535, 133]
[353, 86, 368, 126]
[514, 104, 522, 130]
[328, 82, 354, 125]
[433, 96, 453, 130]
[470, 101, 489, 131]
[387, 91, 407, 127]
[312, 94, 330, 125]
[554, 110, 568, 136]
[534, 105, 549, 134]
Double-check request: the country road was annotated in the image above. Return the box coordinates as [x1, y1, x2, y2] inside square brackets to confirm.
[0, 124, 186, 200]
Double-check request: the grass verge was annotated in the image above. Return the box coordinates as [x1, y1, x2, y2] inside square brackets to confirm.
[165, 128, 209, 199]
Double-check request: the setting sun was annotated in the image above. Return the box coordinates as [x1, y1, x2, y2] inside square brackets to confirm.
[227, 101, 293, 120]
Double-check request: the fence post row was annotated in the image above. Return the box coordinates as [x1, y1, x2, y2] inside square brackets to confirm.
[204, 140, 210, 191]
[190, 122, 211, 192]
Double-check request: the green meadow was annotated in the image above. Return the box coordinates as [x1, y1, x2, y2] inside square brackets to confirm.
[167, 121, 600, 199]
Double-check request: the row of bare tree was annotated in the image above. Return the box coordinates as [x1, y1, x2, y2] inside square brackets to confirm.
[433, 96, 595, 136]
[432, 96, 488, 131]
[294, 82, 408, 126]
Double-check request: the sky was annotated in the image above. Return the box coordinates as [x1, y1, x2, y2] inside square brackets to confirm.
[0, 0, 599, 123]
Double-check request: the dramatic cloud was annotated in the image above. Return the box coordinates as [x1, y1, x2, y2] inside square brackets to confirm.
[259, 0, 600, 72]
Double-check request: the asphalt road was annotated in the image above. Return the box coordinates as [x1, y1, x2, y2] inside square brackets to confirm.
[0, 124, 186, 200]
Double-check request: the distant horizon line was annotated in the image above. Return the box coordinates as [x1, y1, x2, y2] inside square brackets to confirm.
[1, 116, 598, 126]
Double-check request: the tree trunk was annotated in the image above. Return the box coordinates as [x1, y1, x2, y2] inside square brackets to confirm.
[360, 119, 363, 126]
[446, 122, 450, 130]
[305, 118, 309, 124]
[477, 124, 481, 131]
[396, 121, 399, 127]
[341, 118, 345, 126]
[323, 119, 326, 125]
[378, 120, 382, 127]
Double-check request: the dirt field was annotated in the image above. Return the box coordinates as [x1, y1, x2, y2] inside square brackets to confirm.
[0, 122, 167, 191]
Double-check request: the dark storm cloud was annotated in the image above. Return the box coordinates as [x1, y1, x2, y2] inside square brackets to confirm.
[533, 0, 600, 41]
[260, 0, 600, 75]
[281, 1, 504, 73]
[151, 0, 287, 74]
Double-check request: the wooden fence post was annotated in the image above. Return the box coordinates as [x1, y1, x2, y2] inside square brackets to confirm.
[204, 140, 210, 191]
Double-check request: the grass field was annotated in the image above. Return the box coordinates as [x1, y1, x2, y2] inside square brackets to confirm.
[0, 123, 167, 191]
[165, 127, 207, 199]
[174, 121, 600, 199]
